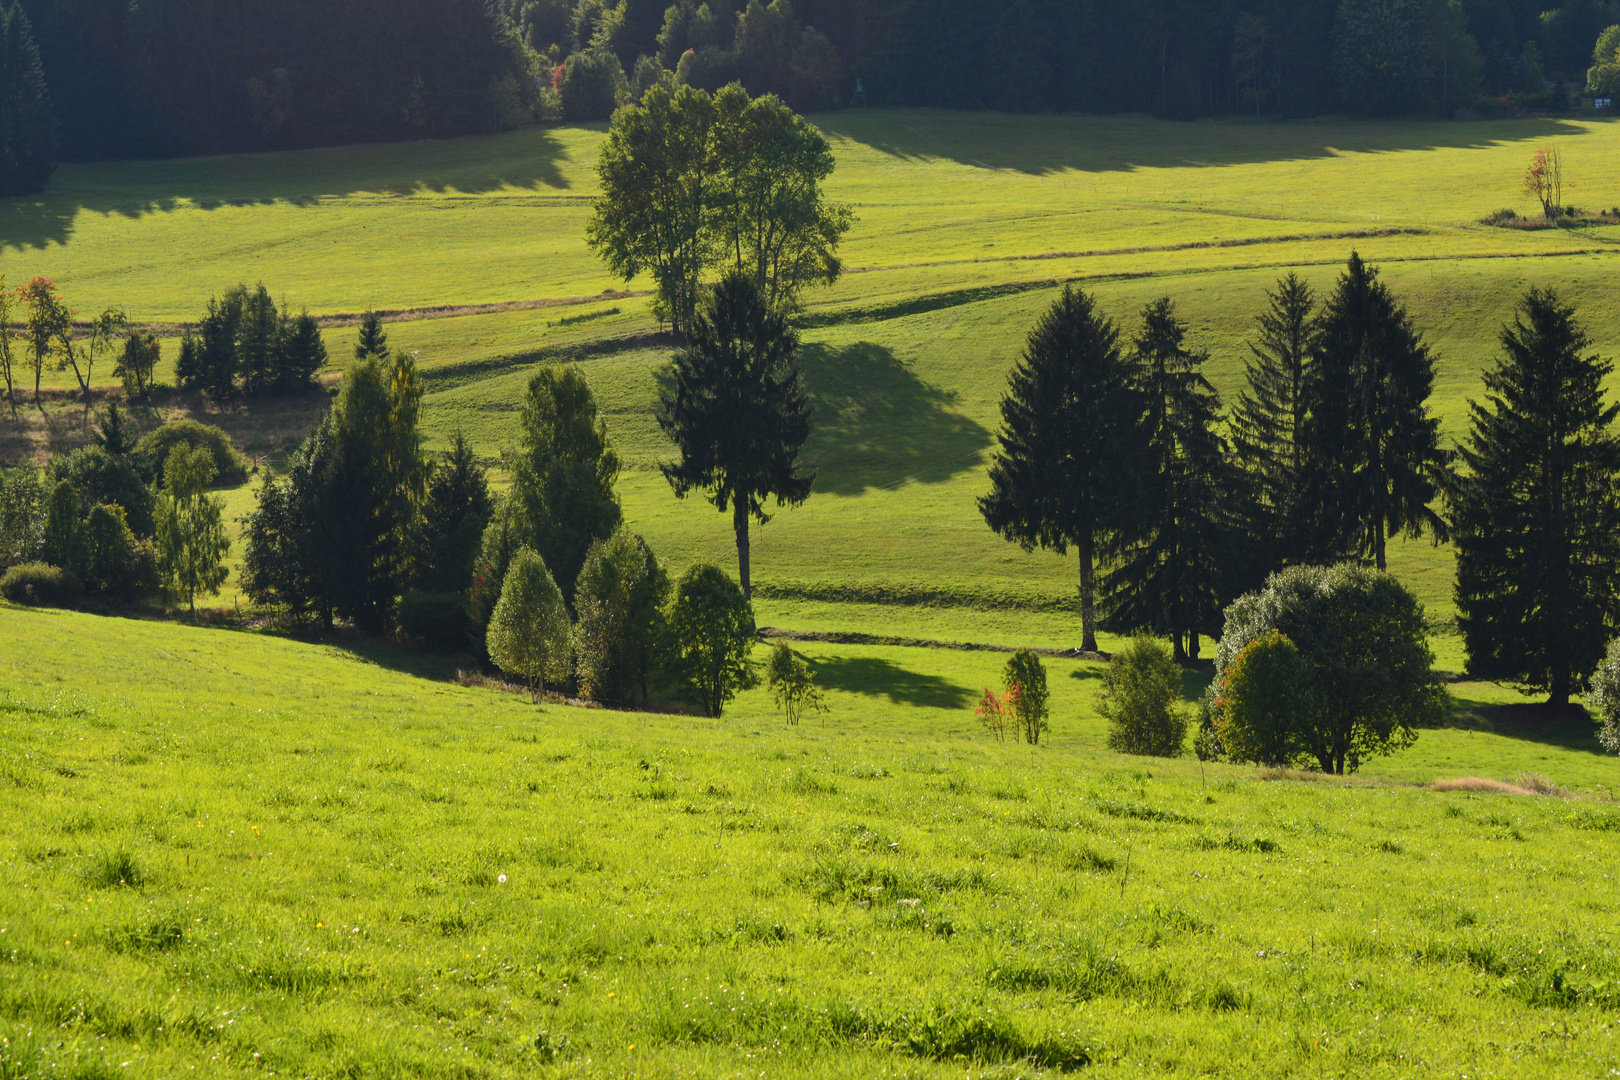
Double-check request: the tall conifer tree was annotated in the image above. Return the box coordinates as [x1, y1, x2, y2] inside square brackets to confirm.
[1105, 298, 1227, 662]
[979, 285, 1133, 653]
[1229, 274, 1318, 581]
[0, 3, 55, 197]
[1306, 252, 1448, 569]
[1450, 288, 1620, 706]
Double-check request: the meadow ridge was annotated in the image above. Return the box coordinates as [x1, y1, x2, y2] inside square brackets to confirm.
[5, 109, 1620, 1076]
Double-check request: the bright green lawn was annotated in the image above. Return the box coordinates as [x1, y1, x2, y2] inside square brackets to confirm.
[3, 607, 1620, 1079]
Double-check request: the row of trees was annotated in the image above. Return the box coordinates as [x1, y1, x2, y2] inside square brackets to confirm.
[17, 0, 1612, 176]
[236, 310, 768, 717]
[985, 257, 1620, 708]
[0, 276, 163, 404]
[0, 277, 329, 407]
[983, 253, 1448, 665]
[174, 285, 330, 399]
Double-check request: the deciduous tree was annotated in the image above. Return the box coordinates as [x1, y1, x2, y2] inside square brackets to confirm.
[16, 276, 69, 403]
[154, 444, 230, 613]
[487, 546, 573, 699]
[666, 561, 755, 717]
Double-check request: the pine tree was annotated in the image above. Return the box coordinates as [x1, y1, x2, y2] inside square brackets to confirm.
[979, 285, 1134, 653]
[275, 310, 328, 390]
[355, 310, 389, 359]
[1305, 252, 1449, 569]
[0, 3, 55, 198]
[659, 271, 813, 602]
[1450, 288, 1620, 707]
[238, 284, 280, 395]
[1229, 274, 1317, 581]
[1105, 297, 1227, 662]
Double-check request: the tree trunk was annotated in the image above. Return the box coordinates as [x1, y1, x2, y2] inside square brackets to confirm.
[1078, 538, 1098, 653]
[1188, 630, 1200, 662]
[1172, 630, 1187, 664]
[1550, 665, 1571, 708]
[733, 497, 751, 602]
[1373, 522, 1386, 572]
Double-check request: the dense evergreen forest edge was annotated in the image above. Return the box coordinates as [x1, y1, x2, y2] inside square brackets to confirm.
[2, 0, 1620, 188]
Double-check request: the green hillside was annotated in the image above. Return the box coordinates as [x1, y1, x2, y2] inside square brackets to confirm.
[2, 607, 1617, 1078]
[8, 111, 1620, 649]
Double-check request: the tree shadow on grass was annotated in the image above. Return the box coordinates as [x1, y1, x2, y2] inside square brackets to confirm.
[807, 655, 975, 710]
[1427, 698, 1608, 756]
[797, 341, 992, 495]
[819, 109, 1601, 177]
[1, 127, 576, 252]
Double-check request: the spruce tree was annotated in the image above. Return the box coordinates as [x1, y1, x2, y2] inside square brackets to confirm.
[1105, 298, 1227, 662]
[0, 3, 55, 197]
[979, 285, 1133, 653]
[1229, 274, 1318, 580]
[1450, 288, 1620, 706]
[355, 310, 389, 359]
[659, 271, 814, 602]
[275, 311, 328, 390]
[238, 285, 280, 396]
[1305, 253, 1448, 569]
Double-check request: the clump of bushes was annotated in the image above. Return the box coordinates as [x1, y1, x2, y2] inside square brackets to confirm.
[1202, 563, 1447, 774]
[1100, 634, 1188, 758]
[1587, 638, 1620, 754]
[1, 561, 82, 606]
[136, 420, 249, 487]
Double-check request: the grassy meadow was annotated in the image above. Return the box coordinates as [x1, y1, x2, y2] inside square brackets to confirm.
[9, 111, 1620, 642]
[5, 109, 1620, 1075]
[4, 608, 1620, 1079]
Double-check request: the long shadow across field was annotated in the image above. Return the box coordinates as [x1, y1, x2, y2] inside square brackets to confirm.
[820, 110, 1601, 176]
[1428, 696, 1610, 756]
[798, 341, 991, 494]
[1, 127, 577, 252]
[808, 655, 975, 710]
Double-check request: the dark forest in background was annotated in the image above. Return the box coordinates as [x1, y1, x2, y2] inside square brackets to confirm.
[10, 0, 1620, 167]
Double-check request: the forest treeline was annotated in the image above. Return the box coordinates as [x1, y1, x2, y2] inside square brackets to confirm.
[5, 0, 1620, 178]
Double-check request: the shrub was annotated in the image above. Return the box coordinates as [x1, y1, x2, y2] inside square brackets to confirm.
[81, 503, 159, 600]
[975, 686, 1016, 742]
[1099, 635, 1188, 757]
[665, 562, 755, 717]
[1588, 638, 1620, 754]
[1215, 631, 1314, 766]
[766, 642, 825, 725]
[49, 446, 155, 537]
[1003, 649, 1050, 745]
[135, 420, 249, 487]
[398, 590, 472, 652]
[0, 561, 82, 606]
[486, 548, 572, 698]
[1207, 563, 1446, 774]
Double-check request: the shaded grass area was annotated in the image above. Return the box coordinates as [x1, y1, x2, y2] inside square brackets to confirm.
[3, 608, 1619, 1078]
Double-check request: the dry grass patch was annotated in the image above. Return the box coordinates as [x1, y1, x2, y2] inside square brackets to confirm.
[1431, 777, 1536, 796]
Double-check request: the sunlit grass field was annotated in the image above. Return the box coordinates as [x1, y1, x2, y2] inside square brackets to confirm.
[3, 607, 1619, 1079]
[9, 111, 1620, 646]
[5, 112, 1620, 1075]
